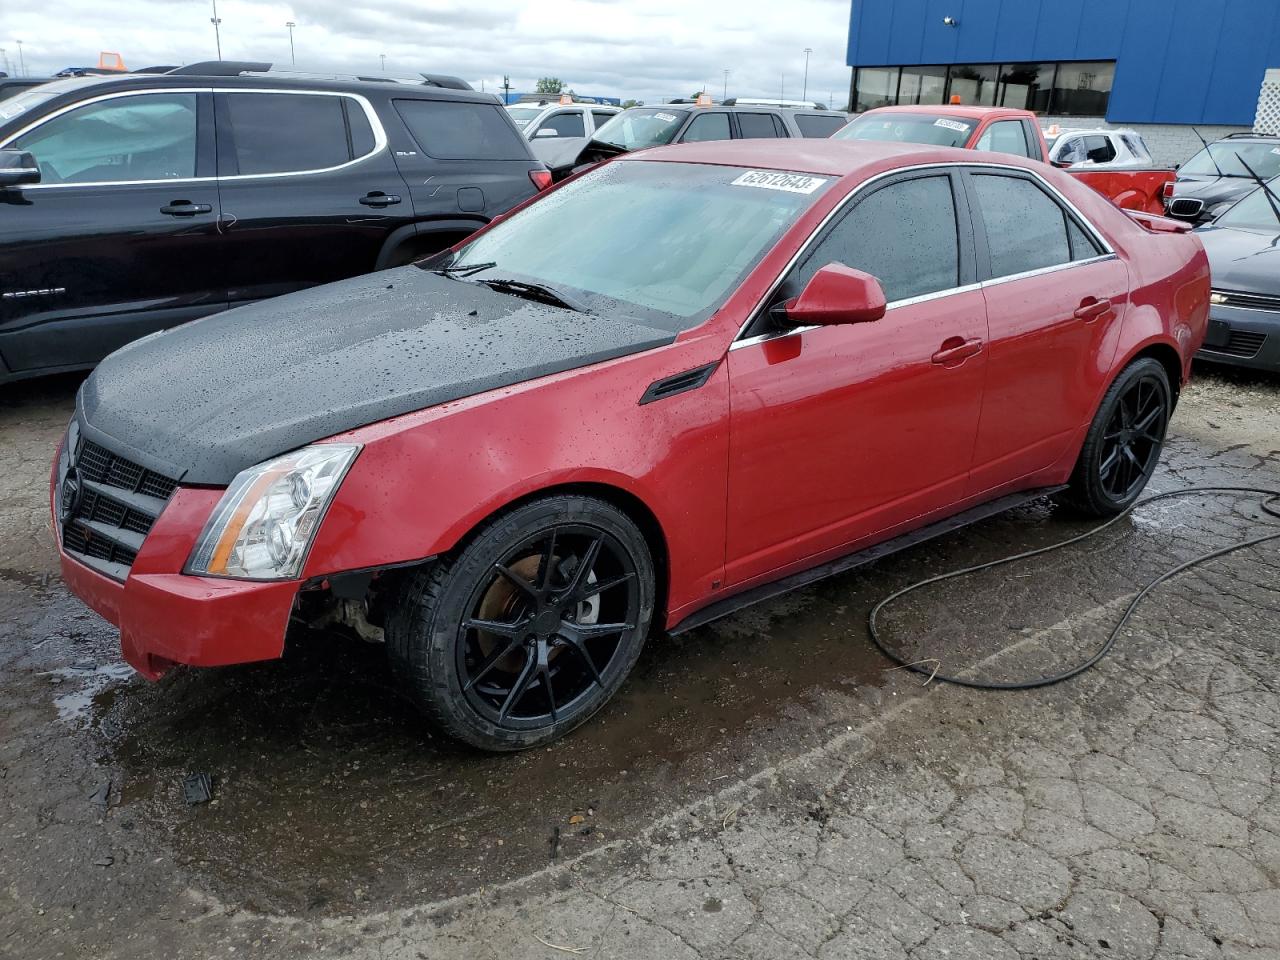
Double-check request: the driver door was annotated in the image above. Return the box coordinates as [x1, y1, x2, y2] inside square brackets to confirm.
[0, 90, 223, 374]
[723, 170, 989, 586]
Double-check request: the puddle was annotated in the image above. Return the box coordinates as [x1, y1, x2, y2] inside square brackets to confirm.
[45, 661, 135, 722]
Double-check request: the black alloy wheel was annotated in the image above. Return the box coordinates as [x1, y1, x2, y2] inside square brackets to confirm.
[386, 496, 655, 751]
[1064, 357, 1172, 517]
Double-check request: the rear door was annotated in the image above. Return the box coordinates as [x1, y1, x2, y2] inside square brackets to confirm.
[964, 168, 1130, 493]
[723, 170, 988, 586]
[214, 89, 415, 305]
[0, 89, 222, 374]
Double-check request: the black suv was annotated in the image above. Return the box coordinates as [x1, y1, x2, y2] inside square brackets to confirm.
[0, 62, 549, 384]
[1166, 132, 1280, 224]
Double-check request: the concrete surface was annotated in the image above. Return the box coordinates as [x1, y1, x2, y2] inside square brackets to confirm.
[1, 364, 1278, 960]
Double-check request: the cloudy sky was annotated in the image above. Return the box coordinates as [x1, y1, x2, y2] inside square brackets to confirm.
[3, 0, 855, 107]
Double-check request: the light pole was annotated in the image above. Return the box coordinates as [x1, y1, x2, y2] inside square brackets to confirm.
[209, 0, 223, 60]
[379, 53, 386, 73]
[779, 72, 785, 102]
[16, 40, 25, 77]
[286, 22, 296, 65]
[722, 68, 729, 101]
[0, 49, 9, 76]
[502, 74, 511, 104]
[802, 47, 812, 103]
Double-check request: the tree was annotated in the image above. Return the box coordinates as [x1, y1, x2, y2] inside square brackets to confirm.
[621, 99, 639, 108]
[535, 77, 564, 95]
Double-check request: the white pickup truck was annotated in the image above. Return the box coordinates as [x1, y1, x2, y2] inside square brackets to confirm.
[1044, 127, 1157, 169]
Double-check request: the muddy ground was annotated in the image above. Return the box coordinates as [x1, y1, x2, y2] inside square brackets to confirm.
[1, 364, 1278, 960]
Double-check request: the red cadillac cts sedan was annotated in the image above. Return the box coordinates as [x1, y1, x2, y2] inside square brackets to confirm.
[52, 140, 1210, 750]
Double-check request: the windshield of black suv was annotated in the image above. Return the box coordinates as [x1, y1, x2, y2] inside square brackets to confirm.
[592, 108, 689, 151]
[505, 105, 545, 129]
[1181, 141, 1280, 179]
[1215, 178, 1280, 231]
[834, 112, 974, 147]
[437, 160, 832, 330]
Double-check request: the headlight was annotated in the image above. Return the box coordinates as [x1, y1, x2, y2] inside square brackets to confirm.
[186, 444, 360, 580]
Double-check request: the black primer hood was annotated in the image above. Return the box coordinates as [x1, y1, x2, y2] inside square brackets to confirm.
[79, 267, 675, 485]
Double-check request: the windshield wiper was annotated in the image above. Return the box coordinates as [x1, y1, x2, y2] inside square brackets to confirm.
[1192, 128, 1230, 179]
[1233, 153, 1280, 228]
[434, 261, 497, 278]
[479, 277, 588, 313]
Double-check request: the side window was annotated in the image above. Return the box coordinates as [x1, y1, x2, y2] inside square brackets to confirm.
[971, 174, 1072, 277]
[591, 111, 616, 130]
[974, 120, 1030, 158]
[1057, 137, 1087, 164]
[13, 93, 198, 184]
[223, 93, 351, 174]
[772, 115, 790, 137]
[1084, 135, 1117, 164]
[394, 99, 530, 160]
[794, 175, 960, 303]
[536, 111, 586, 138]
[1067, 218, 1102, 261]
[680, 112, 732, 143]
[737, 113, 780, 139]
[347, 101, 376, 156]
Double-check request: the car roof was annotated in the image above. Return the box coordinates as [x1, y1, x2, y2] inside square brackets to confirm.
[628, 138, 1021, 177]
[861, 104, 1032, 121]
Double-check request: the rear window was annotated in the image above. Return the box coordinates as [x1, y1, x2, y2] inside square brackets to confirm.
[395, 99, 529, 160]
[794, 113, 847, 138]
[836, 112, 975, 148]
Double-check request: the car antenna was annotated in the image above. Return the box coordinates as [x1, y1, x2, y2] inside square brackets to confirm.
[1192, 127, 1228, 179]
[1232, 152, 1280, 227]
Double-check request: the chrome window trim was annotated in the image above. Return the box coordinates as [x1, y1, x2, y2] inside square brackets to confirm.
[729, 160, 1116, 348]
[1, 86, 388, 189]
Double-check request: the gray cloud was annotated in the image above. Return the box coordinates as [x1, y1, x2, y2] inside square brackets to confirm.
[4, 0, 855, 107]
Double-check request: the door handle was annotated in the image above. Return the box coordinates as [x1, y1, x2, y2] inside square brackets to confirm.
[359, 192, 402, 207]
[931, 336, 984, 366]
[159, 201, 213, 217]
[1074, 297, 1112, 322]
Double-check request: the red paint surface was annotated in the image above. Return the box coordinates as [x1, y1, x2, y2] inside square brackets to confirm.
[54, 142, 1209, 673]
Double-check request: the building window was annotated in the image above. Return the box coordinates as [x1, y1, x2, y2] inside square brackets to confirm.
[851, 61, 1114, 117]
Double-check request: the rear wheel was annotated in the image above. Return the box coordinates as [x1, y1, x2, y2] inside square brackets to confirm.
[1063, 358, 1171, 516]
[385, 495, 655, 751]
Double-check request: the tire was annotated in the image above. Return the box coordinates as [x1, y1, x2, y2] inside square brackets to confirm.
[1061, 357, 1172, 517]
[385, 495, 656, 751]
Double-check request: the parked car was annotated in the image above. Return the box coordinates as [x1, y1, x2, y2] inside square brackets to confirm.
[552, 103, 849, 179]
[0, 61, 550, 385]
[53, 139, 1207, 750]
[835, 106, 1174, 214]
[505, 100, 621, 172]
[1194, 177, 1280, 371]
[1045, 127, 1156, 169]
[1166, 133, 1280, 225]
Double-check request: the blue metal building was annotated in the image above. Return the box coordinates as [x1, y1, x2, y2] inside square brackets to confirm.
[846, 0, 1280, 125]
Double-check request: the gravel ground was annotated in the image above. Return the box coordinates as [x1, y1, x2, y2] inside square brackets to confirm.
[0, 362, 1277, 960]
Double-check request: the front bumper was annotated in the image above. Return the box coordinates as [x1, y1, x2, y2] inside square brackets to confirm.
[53, 482, 299, 680]
[1196, 302, 1280, 372]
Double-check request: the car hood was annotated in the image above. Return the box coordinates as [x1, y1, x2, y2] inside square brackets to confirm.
[1173, 175, 1257, 209]
[1196, 224, 1280, 295]
[529, 135, 594, 172]
[78, 267, 676, 485]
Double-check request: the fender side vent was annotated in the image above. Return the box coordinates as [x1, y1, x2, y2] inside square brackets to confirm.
[639, 362, 719, 405]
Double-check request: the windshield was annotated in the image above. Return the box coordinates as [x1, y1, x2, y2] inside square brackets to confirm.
[504, 105, 544, 129]
[0, 76, 110, 126]
[1216, 178, 1280, 231]
[834, 112, 975, 147]
[1181, 141, 1280, 179]
[438, 160, 832, 330]
[592, 108, 689, 151]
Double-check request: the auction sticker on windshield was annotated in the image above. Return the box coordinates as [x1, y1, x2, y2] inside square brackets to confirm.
[934, 118, 969, 133]
[654, 113, 678, 122]
[731, 170, 828, 194]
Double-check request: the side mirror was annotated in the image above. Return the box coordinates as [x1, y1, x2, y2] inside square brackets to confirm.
[782, 263, 886, 326]
[0, 150, 39, 187]
[534, 127, 559, 137]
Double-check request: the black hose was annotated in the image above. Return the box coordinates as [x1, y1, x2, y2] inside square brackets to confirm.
[867, 486, 1280, 690]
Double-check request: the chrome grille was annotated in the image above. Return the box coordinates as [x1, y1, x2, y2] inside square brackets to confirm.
[60, 435, 178, 580]
[1214, 289, 1280, 313]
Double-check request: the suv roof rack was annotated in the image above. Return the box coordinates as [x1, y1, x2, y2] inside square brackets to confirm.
[419, 73, 473, 90]
[1222, 130, 1278, 139]
[168, 61, 272, 76]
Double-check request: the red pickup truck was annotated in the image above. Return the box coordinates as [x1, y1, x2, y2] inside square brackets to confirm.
[836, 105, 1174, 215]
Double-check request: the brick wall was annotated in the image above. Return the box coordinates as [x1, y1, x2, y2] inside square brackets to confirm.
[1039, 116, 1251, 167]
